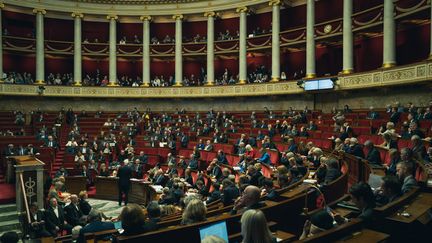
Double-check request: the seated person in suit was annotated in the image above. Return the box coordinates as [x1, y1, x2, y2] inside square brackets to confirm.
[347, 137, 364, 158]
[375, 175, 402, 206]
[247, 165, 264, 187]
[231, 185, 265, 214]
[64, 194, 84, 227]
[411, 135, 427, 161]
[221, 179, 240, 206]
[396, 161, 417, 194]
[187, 153, 199, 170]
[323, 158, 342, 184]
[300, 210, 335, 240]
[335, 182, 376, 227]
[45, 198, 73, 236]
[216, 150, 228, 164]
[206, 182, 222, 204]
[77, 209, 115, 243]
[261, 178, 278, 200]
[364, 140, 382, 165]
[206, 160, 222, 180]
[385, 149, 400, 175]
[143, 201, 161, 233]
[29, 202, 51, 238]
[204, 140, 213, 151]
[78, 191, 92, 216]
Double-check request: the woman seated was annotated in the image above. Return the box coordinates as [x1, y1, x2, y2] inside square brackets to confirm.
[118, 204, 146, 236]
[240, 209, 276, 243]
[180, 199, 207, 225]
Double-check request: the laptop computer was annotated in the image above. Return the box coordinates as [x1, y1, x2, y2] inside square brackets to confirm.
[199, 221, 228, 242]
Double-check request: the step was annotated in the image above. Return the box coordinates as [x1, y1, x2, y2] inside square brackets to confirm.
[0, 229, 22, 241]
[0, 211, 20, 222]
[0, 204, 17, 214]
[0, 219, 20, 233]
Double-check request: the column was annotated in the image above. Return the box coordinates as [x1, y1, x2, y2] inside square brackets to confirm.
[173, 14, 183, 86]
[306, 0, 316, 78]
[236, 7, 248, 84]
[383, 0, 396, 68]
[33, 9, 46, 84]
[36, 168, 44, 209]
[270, 0, 281, 82]
[107, 15, 118, 86]
[140, 16, 151, 86]
[342, 0, 353, 74]
[430, 2, 432, 59]
[0, 4, 4, 82]
[205, 11, 216, 85]
[72, 12, 83, 86]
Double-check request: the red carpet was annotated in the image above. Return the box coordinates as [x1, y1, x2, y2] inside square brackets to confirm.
[0, 183, 16, 204]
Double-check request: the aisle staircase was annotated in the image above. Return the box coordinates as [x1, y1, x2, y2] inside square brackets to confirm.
[0, 204, 21, 239]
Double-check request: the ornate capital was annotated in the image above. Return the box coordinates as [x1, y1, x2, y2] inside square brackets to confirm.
[172, 14, 184, 21]
[32, 8, 46, 15]
[71, 12, 84, 18]
[106, 15, 118, 21]
[204, 11, 216, 18]
[236, 6, 248, 13]
[269, 0, 282, 6]
[140, 15, 152, 22]
[0, 3, 5, 9]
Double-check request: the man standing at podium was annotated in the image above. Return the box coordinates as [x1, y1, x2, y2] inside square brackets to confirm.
[118, 160, 133, 206]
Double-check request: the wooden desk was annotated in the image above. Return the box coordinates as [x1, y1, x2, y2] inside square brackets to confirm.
[273, 230, 297, 242]
[65, 176, 87, 195]
[95, 176, 156, 205]
[281, 184, 310, 198]
[334, 229, 389, 243]
[386, 192, 432, 224]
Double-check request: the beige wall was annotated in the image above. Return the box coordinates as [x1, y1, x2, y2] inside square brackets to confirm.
[1, 84, 430, 112]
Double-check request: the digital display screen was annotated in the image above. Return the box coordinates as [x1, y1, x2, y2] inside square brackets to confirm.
[304, 79, 335, 91]
[199, 221, 228, 242]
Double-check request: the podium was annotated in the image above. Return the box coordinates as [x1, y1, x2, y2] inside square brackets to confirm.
[9, 156, 45, 214]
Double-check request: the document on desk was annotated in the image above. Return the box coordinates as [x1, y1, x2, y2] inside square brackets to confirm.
[151, 185, 164, 193]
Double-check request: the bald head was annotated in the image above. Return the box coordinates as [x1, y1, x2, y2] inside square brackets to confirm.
[243, 185, 261, 206]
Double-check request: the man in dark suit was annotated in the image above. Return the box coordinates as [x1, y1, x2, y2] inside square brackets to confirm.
[45, 198, 73, 237]
[29, 202, 51, 238]
[180, 133, 189, 148]
[221, 179, 240, 206]
[64, 194, 83, 227]
[45, 136, 59, 150]
[207, 160, 222, 180]
[117, 161, 133, 206]
[138, 151, 148, 165]
[77, 209, 115, 243]
[323, 158, 342, 184]
[188, 154, 199, 170]
[347, 138, 364, 158]
[396, 161, 418, 194]
[411, 135, 427, 161]
[206, 182, 222, 204]
[364, 140, 382, 165]
[143, 201, 161, 233]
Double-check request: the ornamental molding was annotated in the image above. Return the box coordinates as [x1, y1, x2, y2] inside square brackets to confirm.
[4, 0, 269, 18]
[1, 61, 431, 99]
